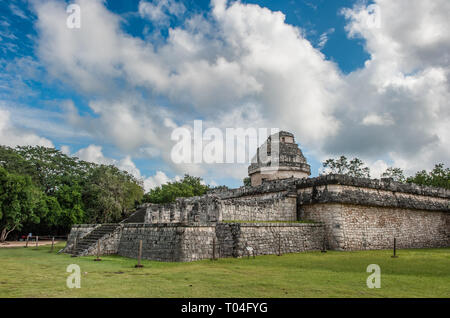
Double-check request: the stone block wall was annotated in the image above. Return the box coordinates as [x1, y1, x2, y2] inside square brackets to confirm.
[118, 224, 184, 261]
[144, 197, 221, 224]
[216, 223, 324, 258]
[144, 187, 298, 224]
[297, 175, 450, 250]
[301, 203, 450, 250]
[179, 226, 217, 262]
[116, 222, 323, 262]
[219, 194, 297, 221]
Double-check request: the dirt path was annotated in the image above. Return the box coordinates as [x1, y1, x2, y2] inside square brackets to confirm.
[0, 241, 61, 248]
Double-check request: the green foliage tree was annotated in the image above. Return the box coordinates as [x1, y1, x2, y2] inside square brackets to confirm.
[322, 156, 370, 178]
[0, 146, 146, 236]
[0, 167, 43, 241]
[381, 167, 406, 182]
[243, 177, 251, 187]
[407, 163, 450, 189]
[13, 146, 94, 194]
[143, 175, 209, 204]
[83, 165, 144, 223]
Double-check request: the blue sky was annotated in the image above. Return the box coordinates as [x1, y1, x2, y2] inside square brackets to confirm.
[0, 0, 448, 190]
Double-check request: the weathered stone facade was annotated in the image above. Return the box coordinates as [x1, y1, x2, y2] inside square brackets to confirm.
[301, 203, 449, 250]
[216, 223, 324, 258]
[64, 132, 450, 262]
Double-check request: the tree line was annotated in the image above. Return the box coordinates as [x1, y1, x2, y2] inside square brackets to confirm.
[0, 146, 144, 241]
[321, 155, 449, 189]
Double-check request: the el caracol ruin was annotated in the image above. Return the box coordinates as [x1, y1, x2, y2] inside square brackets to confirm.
[64, 131, 450, 262]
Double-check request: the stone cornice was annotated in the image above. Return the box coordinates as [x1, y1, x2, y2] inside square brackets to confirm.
[296, 174, 449, 199]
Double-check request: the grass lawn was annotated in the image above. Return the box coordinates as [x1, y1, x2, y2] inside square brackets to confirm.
[0, 243, 449, 298]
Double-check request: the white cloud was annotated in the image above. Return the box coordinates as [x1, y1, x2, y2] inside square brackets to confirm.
[73, 145, 142, 179]
[329, 0, 450, 175]
[368, 159, 389, 179]
[60, 145, 71, 155]
[74, 145, 113, 165]
[317, 28, 335, 50]
[0, 107, 53, 148]
[143, 171, 180, 190]
[29, 0, 450, 183]
[362, 113, 394, 126]
[138, 0, 186, 26]
[117, 155, 142, 179]
[9, 4, 27, 19]
[73, 144, 180, 192]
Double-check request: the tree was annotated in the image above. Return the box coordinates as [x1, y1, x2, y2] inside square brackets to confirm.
[143, 175, 209, 204]
[0, 167, 42, 242]
[322, 156, 370, 178]
[243, 177, 251, 187]
[14, 146, 94, 194]
[407, 163, 450, 189]
[381, 167, 406, 183]
[0, 146, 146, 234]
[83, 165, 144, 223]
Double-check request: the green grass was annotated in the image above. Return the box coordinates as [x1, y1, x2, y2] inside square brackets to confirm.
[0, 244, 449, 298]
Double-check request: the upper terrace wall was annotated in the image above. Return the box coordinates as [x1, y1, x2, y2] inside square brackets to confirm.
[296, 175, 450, 250]
[144, 178, 299, 224]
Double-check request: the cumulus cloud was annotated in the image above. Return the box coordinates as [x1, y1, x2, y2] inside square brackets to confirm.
[73, 144, 142, 178]
[29, 0, 449, 182]
[330, 0, 450, 175]
[74, 144, 113, 165]
[0, 107, 53, 148]
[143, 170, 181, 190]
[73, 144, 182, 191]
[138, 0, 186, 26]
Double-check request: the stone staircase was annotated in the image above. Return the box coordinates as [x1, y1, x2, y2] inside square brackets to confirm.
[122, 206, 147, 223]
[72, 224, 120, 256]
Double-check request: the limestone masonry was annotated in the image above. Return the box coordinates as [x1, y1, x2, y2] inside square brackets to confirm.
[64, 131, 450, 261]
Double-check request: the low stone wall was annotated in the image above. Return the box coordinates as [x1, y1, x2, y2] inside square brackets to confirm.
[117, 222, 323, 262]
[220, 194, 297, 221]
[216, 223, 324, 258]
[143, 178, 300, 225]
[179, 226, 217, 262]
[144, 197, 221, 224]
[118, 223, 184, 261]
[63, 224, 100, 253]
[301, 203, 450, 250]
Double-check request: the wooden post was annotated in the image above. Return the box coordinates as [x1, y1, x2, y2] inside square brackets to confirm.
[277, 235, 282, 256]
[135, 240, 144, 268]
[321, 236, 327, 253]
[392, 237, 398, 258]
[212, 237, 216, 261]
[71, 236, 77, 257]
[94, 240, 101, 261]
[50, 237, 54, 253]
[24, 236, 29, 248]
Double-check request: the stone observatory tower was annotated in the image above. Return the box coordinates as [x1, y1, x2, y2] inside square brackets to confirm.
[248, 131, 311, 186]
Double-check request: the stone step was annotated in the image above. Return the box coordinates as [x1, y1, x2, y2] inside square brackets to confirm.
[71, 224, 120, 256]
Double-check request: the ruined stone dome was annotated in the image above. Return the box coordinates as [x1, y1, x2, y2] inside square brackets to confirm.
[248, 131, 311, 186]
